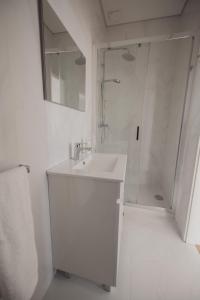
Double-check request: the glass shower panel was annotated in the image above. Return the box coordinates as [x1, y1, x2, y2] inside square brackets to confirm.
[96, 38, 192, 209]
[97, 44, 150, 204]
[137, 38, 192, 209]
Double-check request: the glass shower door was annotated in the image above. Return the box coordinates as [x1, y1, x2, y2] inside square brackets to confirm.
[97, 44, 150, 204]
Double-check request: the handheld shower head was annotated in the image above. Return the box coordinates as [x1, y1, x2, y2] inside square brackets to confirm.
[103, 79, 120, 84]
[113, 79, 121, 84]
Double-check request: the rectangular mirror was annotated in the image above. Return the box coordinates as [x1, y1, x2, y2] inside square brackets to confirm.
[38, 0, 86, 111]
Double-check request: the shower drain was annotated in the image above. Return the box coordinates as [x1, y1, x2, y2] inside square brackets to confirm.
[154, 194, 164, 201]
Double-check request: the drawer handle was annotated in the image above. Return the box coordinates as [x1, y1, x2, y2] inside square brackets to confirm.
[136, 126, 140, 141]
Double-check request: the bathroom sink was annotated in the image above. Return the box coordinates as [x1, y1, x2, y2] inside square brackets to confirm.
[47, 153, 127, 182]
[73, 154, 118, 172]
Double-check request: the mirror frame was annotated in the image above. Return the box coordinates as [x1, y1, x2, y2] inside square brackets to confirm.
[38, 0, 47, 100]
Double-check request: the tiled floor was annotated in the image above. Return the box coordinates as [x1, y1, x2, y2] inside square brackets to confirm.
[43, 207, 200, 300]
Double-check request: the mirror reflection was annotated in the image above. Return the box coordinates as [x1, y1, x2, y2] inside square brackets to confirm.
[40, 0, 86, 111]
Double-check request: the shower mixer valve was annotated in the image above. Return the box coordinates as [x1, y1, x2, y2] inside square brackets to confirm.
[98, 123, 109, 128]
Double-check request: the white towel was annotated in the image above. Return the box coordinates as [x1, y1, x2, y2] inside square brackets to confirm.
[0, 167, 38, 300]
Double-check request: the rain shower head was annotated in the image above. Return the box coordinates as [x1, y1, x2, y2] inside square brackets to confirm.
[106, 47, 135, 62]
[122, 50, 135, 62]
[113, 79, 121, 83]
[75, 54, 86, 65]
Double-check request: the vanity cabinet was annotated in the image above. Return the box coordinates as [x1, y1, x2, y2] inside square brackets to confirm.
[47, 154, 126, 289]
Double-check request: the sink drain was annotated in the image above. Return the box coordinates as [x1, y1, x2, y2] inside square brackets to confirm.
[154, 194, 164, 201]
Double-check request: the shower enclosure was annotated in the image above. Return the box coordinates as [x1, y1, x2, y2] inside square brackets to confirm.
[96, 38, 193, 209]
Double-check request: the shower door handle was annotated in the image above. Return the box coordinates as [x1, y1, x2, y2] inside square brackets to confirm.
[136, 126, 140, 141]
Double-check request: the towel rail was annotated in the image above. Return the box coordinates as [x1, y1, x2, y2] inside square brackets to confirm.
[18, 164, 30, 173]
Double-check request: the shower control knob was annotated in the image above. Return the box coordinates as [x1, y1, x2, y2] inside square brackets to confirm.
[98, 123, 109, 128]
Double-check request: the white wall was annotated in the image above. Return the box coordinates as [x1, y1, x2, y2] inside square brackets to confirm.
[46, 0, 106, 166]
[0, 1, 52, 299]
[0, 0, 105, 299]
[180, 0, 200, 33]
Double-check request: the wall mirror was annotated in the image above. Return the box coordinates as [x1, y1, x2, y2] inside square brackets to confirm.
[38, 0, 86, 111]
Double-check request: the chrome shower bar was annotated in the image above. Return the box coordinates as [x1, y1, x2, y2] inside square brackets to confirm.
[45, 49, 78, 55]
[106, 47, 128, 51]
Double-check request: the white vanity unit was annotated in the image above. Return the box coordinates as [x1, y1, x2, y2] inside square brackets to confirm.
[47, 153, 127, 290]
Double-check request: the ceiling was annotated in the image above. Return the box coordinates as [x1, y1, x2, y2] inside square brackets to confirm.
[100, 0, 188, 26]
[43, 0, 66, 33]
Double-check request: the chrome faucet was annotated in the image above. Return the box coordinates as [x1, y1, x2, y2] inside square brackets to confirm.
[73, 142, 92, 161]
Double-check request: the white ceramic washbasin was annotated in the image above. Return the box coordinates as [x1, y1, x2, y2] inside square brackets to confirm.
[73, 154, 118, 172]
[47, 153, 127, 182]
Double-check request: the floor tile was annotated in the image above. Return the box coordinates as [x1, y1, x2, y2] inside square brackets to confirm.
[43, 207, 200, 300]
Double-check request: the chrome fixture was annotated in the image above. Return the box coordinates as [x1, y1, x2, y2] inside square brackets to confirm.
[102, 79, 121, 84]
[107, 47, 135, 62]
[72, 142, 92, 161]
[154, 194, 164, 201]
[18, 164, 31, 173]
[98, 123, 109, 128]
[122, 50, 135, 61]
[75, 54, 86, 65]
[99, 79, 120, 131]
[45, 50, 86, 65]
[45, 50, 74, 54]
[99, 46, 136, 143]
